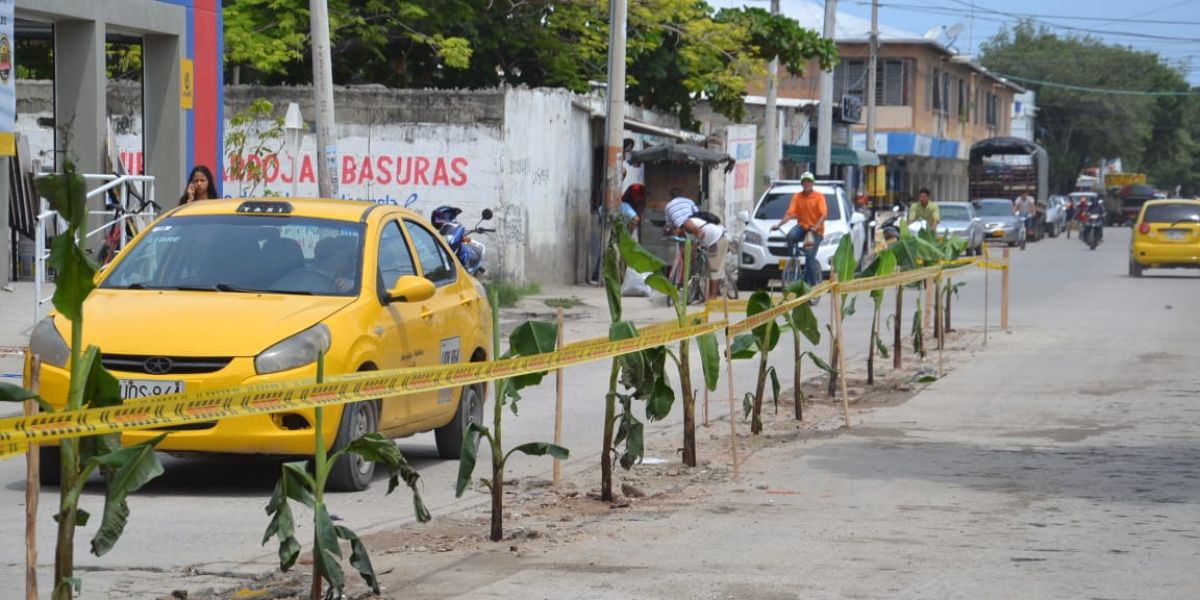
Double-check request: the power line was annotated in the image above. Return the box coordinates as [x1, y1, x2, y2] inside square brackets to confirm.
[941, 0, 1200, 42]
[995, 73, 1200, 96]
[859, 0, 1200, 25]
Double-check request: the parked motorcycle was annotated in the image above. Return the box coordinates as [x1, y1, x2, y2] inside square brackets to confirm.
[1081, 213, 1104, 251]
[432, 206, 495, 275]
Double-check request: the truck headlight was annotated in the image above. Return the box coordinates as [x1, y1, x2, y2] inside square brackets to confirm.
[743, 230, 763, 245]
[255, 324, 332, 375]
[30, 317, 71, 368]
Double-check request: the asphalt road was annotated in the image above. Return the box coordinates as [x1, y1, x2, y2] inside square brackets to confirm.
[3, 227, 1192, 597]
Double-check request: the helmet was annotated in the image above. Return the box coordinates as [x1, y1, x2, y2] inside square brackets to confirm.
[430, 205, 462, 230]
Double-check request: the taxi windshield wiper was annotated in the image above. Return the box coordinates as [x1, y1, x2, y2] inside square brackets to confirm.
[214, 283, 257, 292]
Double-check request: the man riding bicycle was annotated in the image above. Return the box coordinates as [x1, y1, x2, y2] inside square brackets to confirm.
[770, 172, 827, 287]
[665, 189, 727, 299]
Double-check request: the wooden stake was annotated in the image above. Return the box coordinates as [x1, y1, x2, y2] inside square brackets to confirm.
[830, 274, 851, 428]
[893, 284, 903, 369]
[936, 275, 945, 376]
[26, 353, 40, 600]
[924, 276, 933, 333]
[1001, 248, 1011, 331]
[722, 297, 739, 481]
[984, 246, 990, 346]
[552, 308, 565, 490]
[703, 383, 709, 427]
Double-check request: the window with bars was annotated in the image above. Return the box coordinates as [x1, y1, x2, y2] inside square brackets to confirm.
[929, 69, 951, 114]
[832, 58, 911, 106]
[986, 92, 999, 126]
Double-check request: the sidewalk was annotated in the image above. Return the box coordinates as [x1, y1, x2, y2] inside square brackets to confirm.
[0, 282, 42, 413]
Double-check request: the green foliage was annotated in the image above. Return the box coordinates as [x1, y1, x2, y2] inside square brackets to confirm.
[88, 436, 167, 556]
[489, 280, 542, 309]
[224, 98, 287, 197]
[980, 21, 1199, 192]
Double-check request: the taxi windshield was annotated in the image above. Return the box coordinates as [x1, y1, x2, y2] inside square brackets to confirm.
[101, 215, 365, 296]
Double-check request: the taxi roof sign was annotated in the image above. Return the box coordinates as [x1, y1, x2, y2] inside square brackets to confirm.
[236, 201, 294, 215]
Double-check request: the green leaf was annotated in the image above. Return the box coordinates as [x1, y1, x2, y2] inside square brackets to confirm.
[602, 242, 623, 323]
[313, 503, 346, 595]
[508, 320, 558, 357]
[784, 279, 812, 299]
[344, 433, 431, 522]
[792, 301, 820, 345]
[730, 334, 759, 360]
[806, 351, 836, 374]
[454, 422, 489, 498]
[507, 442, 570, 461]
[36, 168, 87, 227]
[911, 305, 924, 354]
[616, 222, 667, 274]
[48, 234, 97, 322]
[768, 366, 780, 411]
[89, 434, 167, 556]
[832, 235, 856, 283]
[697, 332, 720, 392]
[645, 273, 679, 303]
[262, 459, 317, 570]
[645, 375, 675, 421]
[874, 333, 891, 358]
[842, 295, 857, 320]
[869, 250, 898, 301]
[335, 525, 379, 594]
[746, 291, 781, 352]
[0, 381, 37, 403]
[742, 392, 753, 419]
[614, 410, 644, 470]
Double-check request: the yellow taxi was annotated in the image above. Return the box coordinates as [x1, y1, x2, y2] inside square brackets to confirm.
[30, 198, 492, 490]
[1129, 199, 1200, 277]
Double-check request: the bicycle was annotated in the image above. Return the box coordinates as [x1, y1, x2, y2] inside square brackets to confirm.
[95, 183, 160, 265]
[667, 235, 737, 305]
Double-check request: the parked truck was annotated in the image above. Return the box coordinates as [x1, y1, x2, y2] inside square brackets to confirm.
[969, 137, 1050, 238]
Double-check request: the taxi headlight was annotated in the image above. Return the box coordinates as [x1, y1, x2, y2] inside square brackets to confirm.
[743, 230, 763, 245]
[821, 232, 844, 247]
[30, 317, 70, 368]
[255, 324, 332, 375]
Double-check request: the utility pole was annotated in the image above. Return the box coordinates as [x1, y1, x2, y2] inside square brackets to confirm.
[816, 0, 838, 177]
[601, 0, 628, 239]
[866, 0, 878, 156]
[762, 0, 781, 187]
[310, 0, 338, 198]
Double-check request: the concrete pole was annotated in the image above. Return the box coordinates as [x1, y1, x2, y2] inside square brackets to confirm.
[866, 0, 878, 154]
[309, 0, 338, 198]
[816, 0, 838, 177]
[601, 0, 628, 242]
[762, 0, 781, 186]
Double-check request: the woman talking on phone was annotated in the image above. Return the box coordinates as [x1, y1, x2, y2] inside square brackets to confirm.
[180, 165, 218, 204]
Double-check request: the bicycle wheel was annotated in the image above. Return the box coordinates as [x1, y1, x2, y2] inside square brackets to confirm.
[781, 257, 803, 288]
[687, 274, 707, 305]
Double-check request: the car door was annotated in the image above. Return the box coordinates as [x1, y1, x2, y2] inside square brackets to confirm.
[371, 219, 440, 432]
[843, 192, 866, 259]
[402, 219, 467, 421]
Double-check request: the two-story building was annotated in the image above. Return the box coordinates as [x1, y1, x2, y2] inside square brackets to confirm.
[754, 2, 1023, 205]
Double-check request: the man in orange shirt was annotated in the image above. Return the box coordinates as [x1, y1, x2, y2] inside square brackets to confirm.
[770, 172, 827, 286]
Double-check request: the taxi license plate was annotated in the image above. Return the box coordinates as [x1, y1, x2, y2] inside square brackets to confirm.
[1165, 230, 1186, 241]
[990, 230, 1005, 237]
[119, 379, 185, 399]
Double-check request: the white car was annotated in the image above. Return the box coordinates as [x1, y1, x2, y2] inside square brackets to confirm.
[735, 180, 869, 291]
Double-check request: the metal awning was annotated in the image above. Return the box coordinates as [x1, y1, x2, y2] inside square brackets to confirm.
[783, 145, 879, 167]
[627, 143, 734, 171]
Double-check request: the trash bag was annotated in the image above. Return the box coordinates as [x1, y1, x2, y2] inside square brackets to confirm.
[621, 267, 652, 297]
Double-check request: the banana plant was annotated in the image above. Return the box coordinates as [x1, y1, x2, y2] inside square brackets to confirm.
[0, 163, 170, 600]
[605, 224, 719, 474]
[730, 291, 782, 434]
[825, 236, 858, 396]
[263, 353, 432, 599]
[862, 249, 898, 385]
[455, 293, 567, 540]
[778, 281, 833, 420]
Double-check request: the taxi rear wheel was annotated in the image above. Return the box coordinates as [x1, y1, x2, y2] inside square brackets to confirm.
[1129, 259, 1144, 278]
[39, 446, 62, 487]
[435, 383, 484, 459]
[327, 401, 379, 492]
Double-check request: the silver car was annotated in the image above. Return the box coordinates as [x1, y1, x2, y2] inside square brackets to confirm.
[936, 202, 985, 256]
[974, 198, 1027, 249]
[1043, 195, 1068, 238]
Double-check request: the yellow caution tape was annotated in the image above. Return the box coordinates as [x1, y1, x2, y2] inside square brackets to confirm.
[726, 281, 834, 336]
[0, 320, 725, 449]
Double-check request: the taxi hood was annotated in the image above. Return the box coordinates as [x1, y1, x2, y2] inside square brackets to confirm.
[69, 289, 355, 357]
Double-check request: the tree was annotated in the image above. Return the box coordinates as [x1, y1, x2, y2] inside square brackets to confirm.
[223, 0, 838, 125]
[979, 22, 1197, 192]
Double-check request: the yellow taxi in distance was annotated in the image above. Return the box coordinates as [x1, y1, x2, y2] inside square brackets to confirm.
[30, 198, 492, 490]
[1129, 199, 1200, 277]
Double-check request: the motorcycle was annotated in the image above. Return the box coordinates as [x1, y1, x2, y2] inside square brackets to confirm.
[1081, 212, 1104, 251]
[438, 207, 495, 275]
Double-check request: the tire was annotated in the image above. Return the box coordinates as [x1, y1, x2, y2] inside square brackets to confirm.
[1129, 260, 1143, 278]
[435, 383, 485, 459]
[326, 401, 379, 492]
[39, 445, 62, 487]
[1019, 231, 1027, 251]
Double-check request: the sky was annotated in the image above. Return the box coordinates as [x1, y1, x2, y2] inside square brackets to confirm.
[712, 0, 1200, 85]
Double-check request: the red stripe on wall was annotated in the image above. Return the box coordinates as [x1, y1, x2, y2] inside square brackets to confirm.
[193, 0, 220, 174]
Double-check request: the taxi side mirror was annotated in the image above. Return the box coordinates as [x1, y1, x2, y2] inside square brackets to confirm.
[387, 275, 435, 303]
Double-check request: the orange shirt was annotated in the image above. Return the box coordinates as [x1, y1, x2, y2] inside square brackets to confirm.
[784, 189, 828, 235]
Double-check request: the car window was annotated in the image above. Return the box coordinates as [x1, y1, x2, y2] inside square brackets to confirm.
[754, 191, 842, 221]
[1143, 203, 1200, 224]
[377, 221, 417, 287]
[975, 201, 1013, 217]
[404, 220, 456, 285]
[101, 215, 363, 296]
[940, 205, 971, 221]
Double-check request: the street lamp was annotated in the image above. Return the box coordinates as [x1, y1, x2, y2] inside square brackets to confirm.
[284, 102, 304, 198]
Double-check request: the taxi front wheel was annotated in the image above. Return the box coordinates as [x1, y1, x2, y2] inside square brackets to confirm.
[327, 401, 379, 492]
[436, 384, 485, 459]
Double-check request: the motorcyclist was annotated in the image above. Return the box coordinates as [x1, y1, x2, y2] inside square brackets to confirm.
[1083, 197, 1107, 244]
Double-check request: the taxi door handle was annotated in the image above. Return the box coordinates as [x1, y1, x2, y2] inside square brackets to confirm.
[420, 306, 434, 320]
[458, 294, 473, 307]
